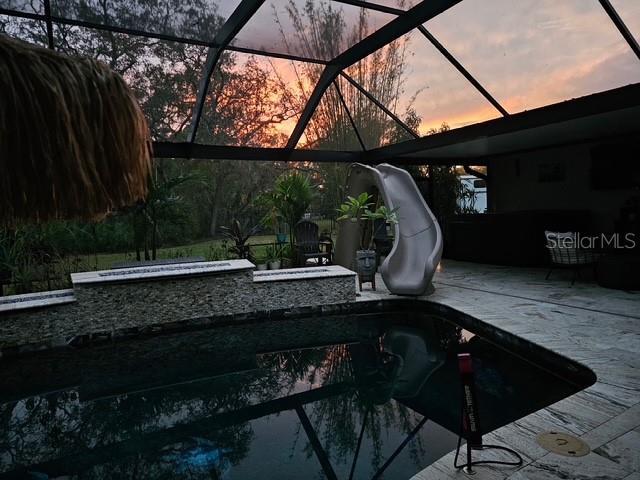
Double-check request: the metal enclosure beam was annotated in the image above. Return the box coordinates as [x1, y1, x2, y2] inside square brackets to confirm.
[0, 7, 327, 64]
[417, 26, 508, 117]
[334, 0, 509, 119]
[599, 0, 640, 60]
[295, 405, 339, 480]
[286, 65, 342, 148]
[340, 72, 420, 138]
[332, 0, 403, 15]
[16, 382, 354, 477]
[285, 0, 462, 149]
[42, 0, 54, 49]
[187, 0, 265, 143]
[330, 2, 511, 125]
[361, 83, 640, 162]
[332, 0, 463, 68]
[153, 141, 361, 163]
[333, 81, 367, 150]
[3, 0, 509, 157]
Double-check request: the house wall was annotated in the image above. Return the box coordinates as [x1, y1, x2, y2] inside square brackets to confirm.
[488, 140, 638, 231]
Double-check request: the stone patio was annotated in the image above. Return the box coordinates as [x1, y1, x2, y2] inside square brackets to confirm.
[358, 260, 640, 480]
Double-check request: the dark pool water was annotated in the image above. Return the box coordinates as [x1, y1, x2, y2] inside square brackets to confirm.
[0, 308, 594, 479]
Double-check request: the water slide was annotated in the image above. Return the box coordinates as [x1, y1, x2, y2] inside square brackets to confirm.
[335, 163, 443, 296]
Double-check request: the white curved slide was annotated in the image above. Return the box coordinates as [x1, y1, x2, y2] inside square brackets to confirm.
[335, 163, 443, 296]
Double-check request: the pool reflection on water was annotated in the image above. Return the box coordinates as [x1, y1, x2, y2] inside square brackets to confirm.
[0, 307, 594, 479]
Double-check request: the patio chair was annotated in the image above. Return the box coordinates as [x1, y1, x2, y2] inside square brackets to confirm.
[294, 220, 332, 267]
[544, 231, 598, 285]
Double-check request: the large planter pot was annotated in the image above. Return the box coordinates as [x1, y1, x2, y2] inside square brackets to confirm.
[256, 263, 268, 271]
[268, 260, 281, 270]
[356, 249, 376, 290]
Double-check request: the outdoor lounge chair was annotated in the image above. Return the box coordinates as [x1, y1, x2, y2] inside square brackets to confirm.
[545, 231, 598, 285]
[294, 220, 332, 267]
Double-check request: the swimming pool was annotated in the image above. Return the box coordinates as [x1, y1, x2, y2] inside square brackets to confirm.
[0, 300, 595, 479]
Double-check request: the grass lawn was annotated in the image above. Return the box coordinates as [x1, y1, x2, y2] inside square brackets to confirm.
[81, 218, 335, 271]
[3, 236, 284, 296]
[79, 235, 280, 271]
[4, 220, 337, 294]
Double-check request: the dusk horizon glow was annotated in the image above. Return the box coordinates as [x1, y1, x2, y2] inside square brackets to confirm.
[227, 0, 640, 141]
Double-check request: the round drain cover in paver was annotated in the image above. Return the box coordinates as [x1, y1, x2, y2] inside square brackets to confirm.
[536, 431, 590, 457]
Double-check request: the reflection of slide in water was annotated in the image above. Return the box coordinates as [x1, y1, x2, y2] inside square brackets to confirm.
[383, 326, 447, 399]
[335, 163, 443, 295]
[348, 325, 447, 403]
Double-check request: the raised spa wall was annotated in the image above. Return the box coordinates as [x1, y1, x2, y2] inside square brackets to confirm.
[0, 261, 357, 355]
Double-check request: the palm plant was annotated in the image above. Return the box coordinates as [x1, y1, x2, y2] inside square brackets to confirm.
[129, 173, 196, 261]
[337, 193, 398, 251]
[145, 174, 196, 259]
[258, 172, 316, 251]
[264, 244, 282, 263]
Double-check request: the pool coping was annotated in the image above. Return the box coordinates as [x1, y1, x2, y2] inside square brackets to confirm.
[0, 289, 76, 313]
[71, 259, 254, 286]
[252, 265, 356, 283]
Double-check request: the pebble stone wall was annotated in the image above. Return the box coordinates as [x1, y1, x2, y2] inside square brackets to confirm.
[0, 262, 356, 355]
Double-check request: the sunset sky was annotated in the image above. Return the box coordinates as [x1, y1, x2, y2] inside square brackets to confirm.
[226, 0, 640, 137]
[5, 0, 637, 142]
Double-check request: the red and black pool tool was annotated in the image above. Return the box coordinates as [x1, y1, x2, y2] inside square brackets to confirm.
[454, 353, 523, 474]
[458, 353, 481, 474]
[458, 352, 483, 449]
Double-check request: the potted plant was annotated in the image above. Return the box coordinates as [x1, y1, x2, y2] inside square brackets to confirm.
[265, 244, 282, 270]
[254, 250, 269, 270]
[261, 201, 287, 245]
[279, 243, 293, 268]
[337, 192, 398, 287]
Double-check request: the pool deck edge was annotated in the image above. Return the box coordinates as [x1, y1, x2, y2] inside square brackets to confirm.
[357, 260, 640, 480]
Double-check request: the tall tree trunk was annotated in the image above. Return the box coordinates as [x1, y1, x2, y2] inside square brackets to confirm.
[143, 219, 150, 261]
[133, 215, 142, 261]
[151, 221, 157, 260]
[209, 185, 224, 236]
[209, 204, 221, 237]
[150, 204, 158, 260]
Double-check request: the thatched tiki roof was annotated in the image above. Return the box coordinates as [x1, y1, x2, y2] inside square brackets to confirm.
[0, 34, 152, 225]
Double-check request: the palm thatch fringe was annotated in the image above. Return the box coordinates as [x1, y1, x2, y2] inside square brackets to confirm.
[0, 34, 152, 225]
